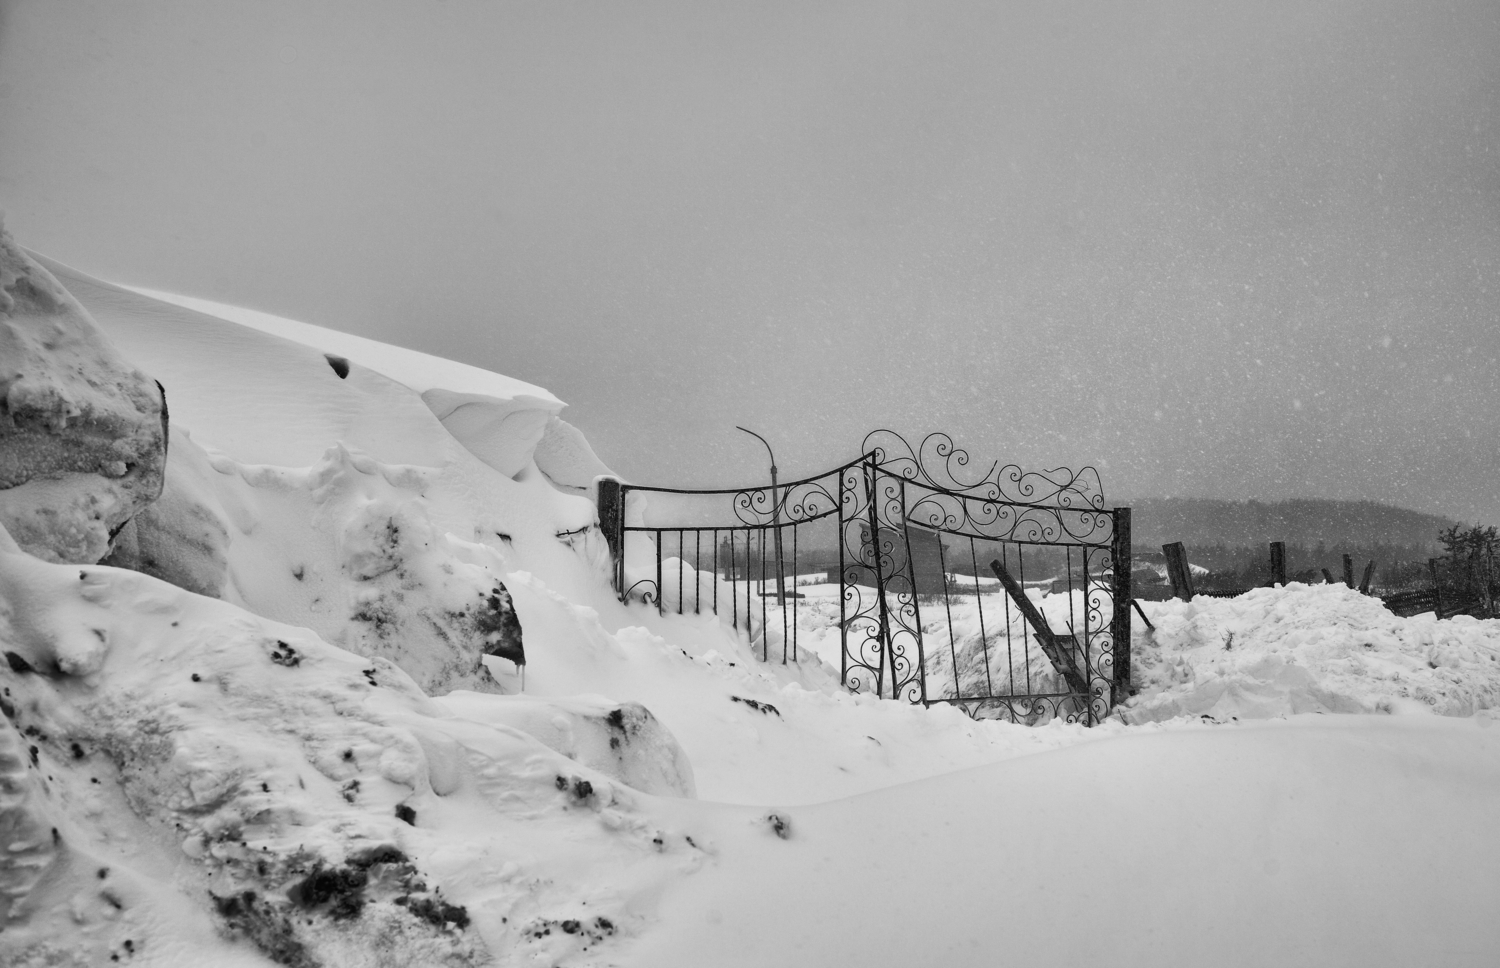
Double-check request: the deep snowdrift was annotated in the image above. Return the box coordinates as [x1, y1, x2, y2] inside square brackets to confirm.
[4, 250, 1500, 967]
[123, 285, 612, 492]
[0, 530, 701, 966]
[1125, 583, 1500, 721]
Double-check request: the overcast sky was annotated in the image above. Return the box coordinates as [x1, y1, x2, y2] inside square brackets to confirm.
[2, 0, 1497, 522]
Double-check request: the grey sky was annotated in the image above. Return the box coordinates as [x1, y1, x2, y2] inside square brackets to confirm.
[2, 0, 1497, 522]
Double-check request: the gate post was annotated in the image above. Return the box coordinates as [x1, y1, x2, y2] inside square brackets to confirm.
[596, 476, 624, 598]
[1111, 507, 1133, 704]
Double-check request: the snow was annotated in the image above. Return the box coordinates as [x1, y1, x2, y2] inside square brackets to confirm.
[0, 229, 167, 564]
[627, 715, 1500, 968]
[1124, 583, 1500, 721]
[101, 425, 233, 597]
[124, 285, 565, 482]
[530, 415, 616, 497]
[33, 254, 461, 471]
[0, 543, 692, 966]
[4, 255, 1500, 966]
[124, 286, 561, 413]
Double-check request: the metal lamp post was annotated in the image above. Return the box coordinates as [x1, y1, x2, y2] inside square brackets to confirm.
[736, 426, 786, 606]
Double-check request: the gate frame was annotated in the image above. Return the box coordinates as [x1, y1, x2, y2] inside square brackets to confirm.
[596, 431, 1132, 725]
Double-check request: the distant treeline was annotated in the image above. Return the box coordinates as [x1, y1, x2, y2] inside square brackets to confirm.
[1121, 497, 1454, 551]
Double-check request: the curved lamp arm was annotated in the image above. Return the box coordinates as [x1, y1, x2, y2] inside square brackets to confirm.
[735, 425, 776, 478]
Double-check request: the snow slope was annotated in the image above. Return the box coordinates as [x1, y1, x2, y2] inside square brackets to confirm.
[0, 532, 699, 967]
[628, 715, 1500, 968]
[122, 286, 566, 482]
[5, 254, 1500, 966]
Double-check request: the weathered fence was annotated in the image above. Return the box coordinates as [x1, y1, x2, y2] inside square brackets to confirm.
[1144, 540, 1496, 620]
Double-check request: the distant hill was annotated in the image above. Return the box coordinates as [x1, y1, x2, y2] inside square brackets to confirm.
[1119, 498, 1455, 552]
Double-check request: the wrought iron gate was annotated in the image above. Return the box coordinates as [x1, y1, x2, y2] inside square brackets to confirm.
[596, 430, 1132, 725]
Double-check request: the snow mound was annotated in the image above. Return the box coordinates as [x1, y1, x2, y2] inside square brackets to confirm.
[24, 253, 608, 696]
[1125, 583, 1500, 721]
[533, 415, 615, 496]
[32, 253, 460, 471]
[436, 693, 696, 798]
[0, 538, 701, 965]
[0, 227, 166, 564]
[193, 441, 534, 695]
[125, 286, 566, 480]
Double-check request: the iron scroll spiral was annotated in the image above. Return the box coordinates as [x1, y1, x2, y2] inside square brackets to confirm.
[860, 430, 1110, 546]
[731, 477, 842, 528]
[622, 578, 659, 607]
[862, 430, 1104, 508]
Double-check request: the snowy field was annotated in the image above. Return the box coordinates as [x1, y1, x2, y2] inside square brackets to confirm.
[4, 243, 1500, 967]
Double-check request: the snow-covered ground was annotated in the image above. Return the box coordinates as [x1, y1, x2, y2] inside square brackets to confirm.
[4, 249, 1500, 967]
[1127, 582, 1500, 721]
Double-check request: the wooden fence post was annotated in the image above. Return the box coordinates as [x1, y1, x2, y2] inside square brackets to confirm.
[1359, 560, 1376, 595]
[1485, 553, 1496, 617]
[1162, 542, 1195, 599]
[1321, 568, 1336, 585]
[596, 477, 624, 597]
[1429, 558, 1443, 617]
[1269, 541, 1286, 587]
[1342, 554, 1355, 588]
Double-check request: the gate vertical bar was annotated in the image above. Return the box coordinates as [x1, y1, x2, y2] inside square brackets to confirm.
[1110, 507, 1133, 705]
[1081, 544, 1094, 726]
[896, 479, 927, 704]
[781, 523, 790, 663]
[747, 529, 754, 639]
[863, 460, 892, 698]
[790, 522, 799, 662]
[1001, 544, 1016, 695]
[838, 466, 849, 690]
[1019, 546, 1031, 694]
[1065, 546, 1077, 634]
[969, 536, 994, 697]
[759, 528, 769, 662]
[937, 536, 960, 700]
